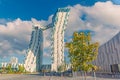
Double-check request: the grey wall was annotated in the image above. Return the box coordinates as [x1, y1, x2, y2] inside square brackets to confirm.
[93, 32, 120, 72]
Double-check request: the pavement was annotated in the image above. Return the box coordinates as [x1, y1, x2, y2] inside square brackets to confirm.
[0, 74, 120, 80]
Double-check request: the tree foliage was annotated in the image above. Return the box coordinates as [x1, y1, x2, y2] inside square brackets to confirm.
[18, 65, 25, 73]
[58, 63, 66, 72]
[66, 32, 99, 72]
[6, 64, 13, 73]
[0, 64, 26, 74]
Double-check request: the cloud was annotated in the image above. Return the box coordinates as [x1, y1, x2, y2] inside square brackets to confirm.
[66, 1, 120, 45]
[0, 1, 120, 63]
[84, 1, 120, 26]
[31, 15, 53, 27]
[0, 18, 33, 57]
[0, 18, 12, 25]
[0, 16, 52, 59]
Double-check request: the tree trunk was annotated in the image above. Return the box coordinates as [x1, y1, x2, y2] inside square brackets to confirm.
[84, 71, 87, 80]
[82, 71, 85, 80]
[72, 71, 76, 80]
[93, 71, 96, 80]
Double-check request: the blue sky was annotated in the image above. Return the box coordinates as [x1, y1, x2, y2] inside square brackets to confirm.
[0, 0, 120, 64]
[0, 0, 112, 20]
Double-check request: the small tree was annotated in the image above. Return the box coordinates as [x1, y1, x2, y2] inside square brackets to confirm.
[18, 65, 25, 73]
[58, 63, 66, 72]
[6, 64, 13, 73]
[58, 65, 63, 72]
[66, 32, 99, 80]
[2, 65, 6, 73]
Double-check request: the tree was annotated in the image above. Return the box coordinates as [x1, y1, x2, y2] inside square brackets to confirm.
[2, 65, 6, 73]
[6, 64, 13, 73]
[66, 32, 99, 79]
[58, 63, 66, 72]
[18, 65, 25, 73]
[58, 65, 63, 72]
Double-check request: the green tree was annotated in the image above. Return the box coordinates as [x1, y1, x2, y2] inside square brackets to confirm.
[66, 32, 99, 79]
[18, 65, 25, 73]
[2, 65, 6, 73]
[6, 64, 13, 73]
[58, 65, 63, 72]
[58, 63, 66, 72]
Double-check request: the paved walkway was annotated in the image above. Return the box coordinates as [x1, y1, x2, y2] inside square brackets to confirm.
[0, 74, 120, 80]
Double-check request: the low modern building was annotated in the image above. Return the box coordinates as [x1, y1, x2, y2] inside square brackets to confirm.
[93, 32, 120, 72]
[0, 62, 22, 71]
[1, 62, 7, 67]
[41, 64, 51, 72]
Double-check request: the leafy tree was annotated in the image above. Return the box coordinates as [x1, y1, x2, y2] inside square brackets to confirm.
[6, 64, 13, 73]
[58, 63, 66, 72]
[18, 65, 25, 73]
[66, 32, 99, 79]
[58, 65, 63, 72]
[2, 65, 6, 73]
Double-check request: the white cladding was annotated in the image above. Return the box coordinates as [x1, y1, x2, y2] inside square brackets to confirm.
[24, 8, 70, 72]
[24, 50, 36, 72]
[51, 8, 70, 71]
[24, 27, 43, 72]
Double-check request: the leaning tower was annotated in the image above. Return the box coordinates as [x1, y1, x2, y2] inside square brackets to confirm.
[24, 7, 70, 72]
[24, 27, 43, 72]
[51, 8, 70, 71]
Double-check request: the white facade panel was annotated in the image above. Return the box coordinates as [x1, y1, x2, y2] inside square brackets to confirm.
[51, 8, 70, 71]
[24, 27, 43, 72]
[24, 8, 70, 72]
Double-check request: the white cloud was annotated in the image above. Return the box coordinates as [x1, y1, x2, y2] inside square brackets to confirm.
[31, 15, 53, 28]
[0, 1, 120, 62]
[0, 18, 11, 24]
[0, 16, 53, 58]
[84, 1, 120, 26]
[0, 18, 33, 57]
[66, 1, 120, 45]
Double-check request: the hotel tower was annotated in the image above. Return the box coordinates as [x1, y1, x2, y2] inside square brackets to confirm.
[24, 7, 70, 72]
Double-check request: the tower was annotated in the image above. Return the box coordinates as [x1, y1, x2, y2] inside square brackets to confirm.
[24, 7, 70, 72]
[51, 8, 70, 71]
[24, 26, 43, 72]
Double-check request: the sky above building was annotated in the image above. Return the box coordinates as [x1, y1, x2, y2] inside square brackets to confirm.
[0, 0, 120, 64]
[0, 0, 110, 20]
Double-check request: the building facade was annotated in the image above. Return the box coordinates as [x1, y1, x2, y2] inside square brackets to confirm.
[51, 8, 70, 71]
[24, 27, 43, 72]
[93, 32, 120, 72]
[24, 7, 70, 72]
